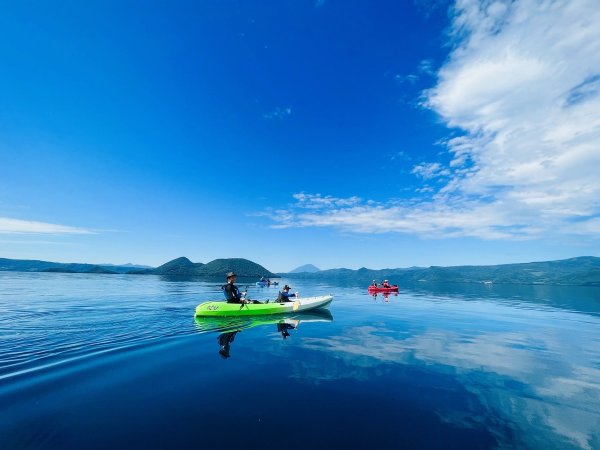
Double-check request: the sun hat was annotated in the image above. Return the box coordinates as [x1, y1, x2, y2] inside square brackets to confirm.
[226, 272, 236, 278]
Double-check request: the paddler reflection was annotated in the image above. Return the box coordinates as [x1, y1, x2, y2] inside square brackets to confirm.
[218, 319, 297, 358]
[277, 321, 295, 339]
[196, 309, 333, 359]
[217, 331, 238, 359]
[371, 292, 398, 302]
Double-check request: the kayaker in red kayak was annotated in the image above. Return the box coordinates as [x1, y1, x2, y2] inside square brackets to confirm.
[368, 281, 399, 292]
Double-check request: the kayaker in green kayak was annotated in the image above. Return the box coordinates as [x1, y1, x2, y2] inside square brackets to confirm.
[222, 271, 261, 304]
[277, 285, 299, 303]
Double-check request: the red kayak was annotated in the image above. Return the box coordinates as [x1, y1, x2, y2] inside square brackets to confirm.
[368, 285, 399, 293]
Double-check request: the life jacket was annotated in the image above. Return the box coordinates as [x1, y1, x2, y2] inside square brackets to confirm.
[222, 284, 241, 302]
[277, 291, 293, 302]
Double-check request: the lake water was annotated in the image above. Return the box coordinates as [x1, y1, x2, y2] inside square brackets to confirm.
[1, 272, 599, 449]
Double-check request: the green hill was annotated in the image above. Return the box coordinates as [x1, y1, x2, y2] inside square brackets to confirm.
[152, 257, 201, 275]
[147, 257, 277, 278]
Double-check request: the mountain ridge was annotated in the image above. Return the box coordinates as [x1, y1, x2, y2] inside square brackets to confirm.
[281, 256, 600, 286]
[1, 256, 599, 285]
[0, 256, 278, 278]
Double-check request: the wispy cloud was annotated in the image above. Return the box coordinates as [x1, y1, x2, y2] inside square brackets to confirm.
[412, 162, 450, 179]
[265, 193, 541, 239]
[264, 0, 600, 241]
[417, 58, 435, 75]
[263, 106, 292, 120]
[0, 217, 95, 235]
[394, 73, 419, 84]
[394, 58, 436, 85]
[292, 193, 362, 209]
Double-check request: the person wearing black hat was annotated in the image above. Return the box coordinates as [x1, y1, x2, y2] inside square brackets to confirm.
[276, 285, 299, 303]
[222, 272, 246, 304]
[222, 272, 262, 304]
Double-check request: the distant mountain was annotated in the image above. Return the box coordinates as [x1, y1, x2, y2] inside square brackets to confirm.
[289, 264, 320, 273]
[283, 256, 600, 286]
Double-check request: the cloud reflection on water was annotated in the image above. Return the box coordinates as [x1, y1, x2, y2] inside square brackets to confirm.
[294, 315, 600, 449]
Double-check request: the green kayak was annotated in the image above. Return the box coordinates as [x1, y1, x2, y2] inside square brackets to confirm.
[194, 294, 333, 317]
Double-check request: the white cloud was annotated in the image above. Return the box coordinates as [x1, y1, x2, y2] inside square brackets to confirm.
[417, 58, 435, 75]
[0, 217, 94, 235]
[394, 73, 419, 84]
[394, 58, 436, 85]
[412, 162, 451, 179]
[263, 106, 292, 119]
[292, 192, 362, 209]
[424, 0, 600, 228]
[265, 0, 600, 241]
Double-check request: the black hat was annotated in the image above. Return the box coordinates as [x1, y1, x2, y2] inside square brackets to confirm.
[283, 285, 291, 290]
[226, 272, 236, 278]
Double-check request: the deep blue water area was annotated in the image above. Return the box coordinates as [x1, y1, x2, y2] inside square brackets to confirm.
[1, 272, 599, 449]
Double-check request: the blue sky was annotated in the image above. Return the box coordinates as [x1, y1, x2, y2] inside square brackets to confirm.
[1, 0, 599, 272]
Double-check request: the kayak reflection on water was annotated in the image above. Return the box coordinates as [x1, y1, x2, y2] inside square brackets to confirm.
[195, 309, 333, 359]
[277, 322, 295, 339]
[217, 321, 296, 358]
[371, 292, 398, 302]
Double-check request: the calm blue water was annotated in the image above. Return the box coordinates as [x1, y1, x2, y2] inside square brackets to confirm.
[1, 272, 599, 449]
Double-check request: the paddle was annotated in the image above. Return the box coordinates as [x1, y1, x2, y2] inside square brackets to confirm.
[292, 294, 300, 311]
[239, 285, 250, 309]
